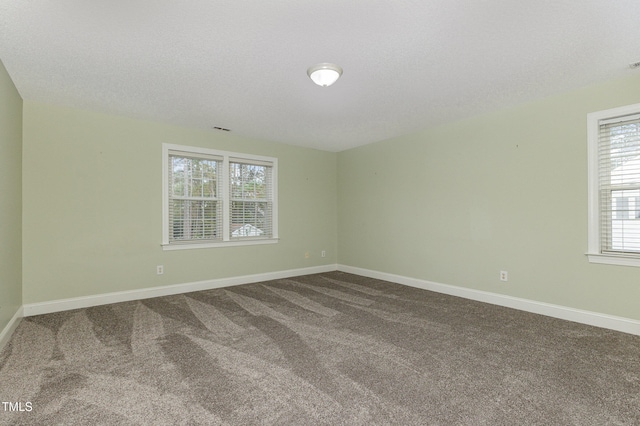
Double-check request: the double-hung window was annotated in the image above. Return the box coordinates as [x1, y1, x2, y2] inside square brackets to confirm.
[587, 102, 640, 266]
[162, 144, 278, 249]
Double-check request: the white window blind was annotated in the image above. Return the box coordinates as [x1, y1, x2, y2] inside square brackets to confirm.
[597, 113, 640, 254]
[168, 152, 222, 242]
[229, 160, 274, 239]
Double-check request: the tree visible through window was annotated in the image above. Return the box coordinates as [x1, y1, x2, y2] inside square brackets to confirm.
[230, 162, 272, 239]
[169, 155, 221, 241]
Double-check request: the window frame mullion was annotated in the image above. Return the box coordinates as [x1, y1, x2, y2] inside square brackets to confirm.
[222, 156, 230, 242]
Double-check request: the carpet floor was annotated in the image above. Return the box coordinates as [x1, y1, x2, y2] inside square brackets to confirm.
[1, 271, 639, 425]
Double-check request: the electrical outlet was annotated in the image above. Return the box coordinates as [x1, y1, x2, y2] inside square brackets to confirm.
[157, 265, 164, 275]
[500, 270, 508, 282]
[304, 252, 310, 259]
[321, 250, 326, 258]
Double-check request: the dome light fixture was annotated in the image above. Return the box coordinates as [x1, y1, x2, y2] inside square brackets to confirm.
[307, 63, 343, 87]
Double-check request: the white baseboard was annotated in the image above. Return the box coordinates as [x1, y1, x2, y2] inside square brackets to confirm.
[337, 264, 640, 336]
[18, 263, 640, 337]
[0, 306, 24, 353]
[23, 264, 338, 317]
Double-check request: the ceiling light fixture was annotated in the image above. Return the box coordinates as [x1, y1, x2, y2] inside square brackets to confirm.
[307, 63, 343, 87]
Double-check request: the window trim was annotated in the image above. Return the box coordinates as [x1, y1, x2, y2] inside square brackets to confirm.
[587, 102, 640, 267]
[162, 143, 278, 250]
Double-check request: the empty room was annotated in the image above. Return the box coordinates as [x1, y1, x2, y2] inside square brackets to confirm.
[1, 1, 639, 424]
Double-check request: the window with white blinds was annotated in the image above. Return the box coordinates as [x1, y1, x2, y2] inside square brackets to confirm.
[168, 153, 222, 242]
[229, 159, 274, 240]
[587, 103, 640, 266]
[162, 144, 278, 249]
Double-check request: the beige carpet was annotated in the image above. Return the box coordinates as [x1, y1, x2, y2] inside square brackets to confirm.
[1, 272, 639, 425]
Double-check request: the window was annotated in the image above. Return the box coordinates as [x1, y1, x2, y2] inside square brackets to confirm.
[162, 144, 278, 249]
[587, 103, 640, 266]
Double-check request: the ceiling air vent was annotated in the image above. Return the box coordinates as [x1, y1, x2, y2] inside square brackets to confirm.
[629, 61, 640, 69]
[212, 126, 231, 132]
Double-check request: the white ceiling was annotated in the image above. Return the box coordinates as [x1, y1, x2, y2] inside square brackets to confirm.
[1, 1, 639, 152]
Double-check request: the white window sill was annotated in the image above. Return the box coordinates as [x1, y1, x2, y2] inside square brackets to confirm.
[586, 253, 640, 267]
[162, 238, 279, 251]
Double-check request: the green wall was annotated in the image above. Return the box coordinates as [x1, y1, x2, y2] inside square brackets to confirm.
[338, 73, 640, 321]
[22, 102, 337, 304]
[0, 59, 23, 329]
[13, 69, 640, 323]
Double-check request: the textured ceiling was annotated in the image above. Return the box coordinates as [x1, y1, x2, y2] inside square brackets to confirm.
[1, 1, 639, 152]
